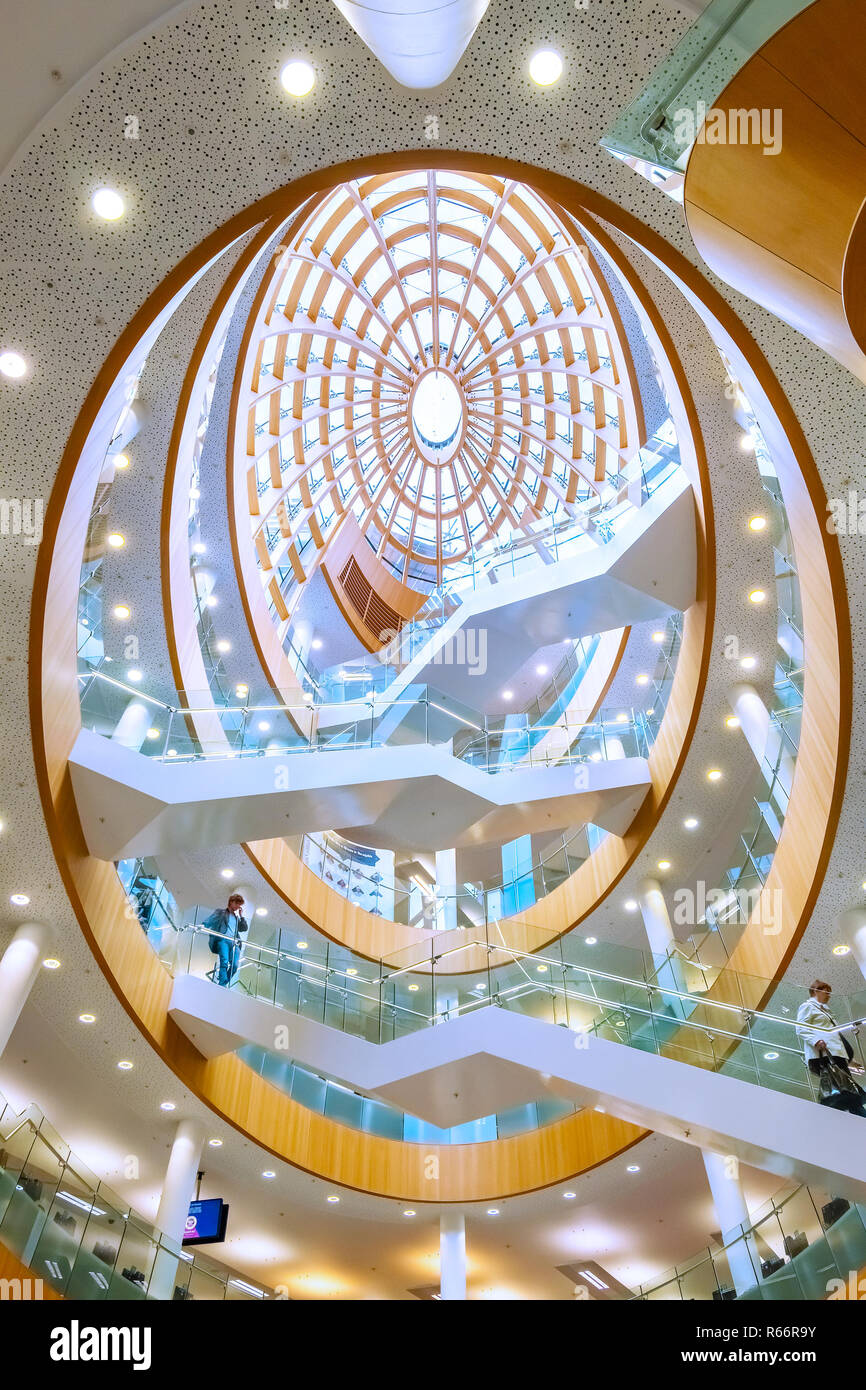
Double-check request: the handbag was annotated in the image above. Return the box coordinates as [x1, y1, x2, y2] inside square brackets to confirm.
[818, 1058, 865, 1104]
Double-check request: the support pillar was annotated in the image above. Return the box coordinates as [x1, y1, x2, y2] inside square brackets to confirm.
[435, 848, 457, 930]
[840, 909, 866, 983]
[638, 877, 686, 1018]
[0, 922, 52, 1058]
[702, 1149, 759, 1297]
[110, 698, 152, 751]
[440, 1211, 466, 1300]
[150, 1118, 204, 1300]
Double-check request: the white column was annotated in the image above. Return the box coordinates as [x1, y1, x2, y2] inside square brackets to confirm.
[156, 1119, 204, 1244]
[702, 1149, 758, 1297]
[435, 848, 457, 930]
[638, 878, 686, 1018]
[110, 698, 152, 751]
[840, 910, 866, 982]
[729, 683, 794, 804]
[440, 1211, 466, 1300]
[0, 922, 52, 1058]
[150, 1118, 204, 1301]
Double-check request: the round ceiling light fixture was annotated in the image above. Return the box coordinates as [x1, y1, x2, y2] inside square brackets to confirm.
[280, 60, 315, 97]
[529, 49, 563, 85]
[92, 188, 125, 221]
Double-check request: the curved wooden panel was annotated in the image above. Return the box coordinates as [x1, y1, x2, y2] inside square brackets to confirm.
[684, 0, 866, 381]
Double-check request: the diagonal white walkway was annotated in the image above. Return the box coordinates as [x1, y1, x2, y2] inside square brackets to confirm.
[69, 731, 651, 859]
[318, 471, 696, 723]
[169, 973, 866, 1201]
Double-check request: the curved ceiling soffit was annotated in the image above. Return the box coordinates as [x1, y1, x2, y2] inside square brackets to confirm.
[32, 154, 845, 1198]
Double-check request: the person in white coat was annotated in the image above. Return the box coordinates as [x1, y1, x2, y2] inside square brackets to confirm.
[796, 979, 865, 1115]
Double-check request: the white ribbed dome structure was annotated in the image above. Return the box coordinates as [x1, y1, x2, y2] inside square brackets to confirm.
[239, 169, 643, 602]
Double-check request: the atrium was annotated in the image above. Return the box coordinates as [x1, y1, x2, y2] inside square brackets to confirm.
[1, 0, 865, 1322]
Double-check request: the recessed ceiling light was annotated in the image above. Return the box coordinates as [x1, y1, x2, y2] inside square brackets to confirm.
[205, 594, 218, 608]
[126, 669, 142, 683]
[262, 1170, 276, 1179]
[208, 1138, 223, 1148]
[403, 1209, 416, 1217]
[615, 712, 627, 724]
[255, 906, 268, 917]
[624, 899, 638, 912]
[739, 434, 755, 452]
[536, 963, 548, 973]
[215, 639, 231, 654]
[707, 768, 723, 782]
[502, 690, 513, 701]
[117, 1060, 134, 1070]
[235, 684, 249, 698]
[78, 1013, 96, 1024]
[651, 631, 665, 643]
[297, 941, 309, 950]
[657, 860, 671, 872]
[92, 188, 125, 220]
[749, 515, 766, 532]
[563, 1192, 576, 1200]
[346, 967, 358, 976]
[10, 893, 30, 905]
[725, 715, 741, 730]
[146, 728, 160, 740]
[763, 1051, 779, 1061]
[683, 817, 699, 830]
[326, 1193, 340, 1203]
[281, 59, 316, 97]
[311, 638, 323, 650]
[536, 665, 548, 676]
[408, 983, 420, 992]
[584, 936, 597, 946]
[166, 748, 177, 758]
[113, 604, 130, 620]
[113, 453, 130, 469]
[529, 49, 563, 85]
[42, 958, 61, 970]
[646, 708, 655, 717]
[833, 944, 851, 956]
[740, 656, 757, 671]
[748, 589, 766, 604]
[0, 350, 27, 379]
[160, 1102, 176, 1111]
[220, 868, 234, 880]
[626, 1165, 640, 1173]
[487, 1207, 500, 1216]
[636, 674, 649, 686]
[107, 532, 125, 548]
[258, 720, 271, 732]
[192, 541, 206, 555]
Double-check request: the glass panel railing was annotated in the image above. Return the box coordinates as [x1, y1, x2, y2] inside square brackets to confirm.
[602, 0, 816, 174]
[173, 915, 866, 1119]
[633, 1184, 866, 1302]
[0, 1088, 275, 1301]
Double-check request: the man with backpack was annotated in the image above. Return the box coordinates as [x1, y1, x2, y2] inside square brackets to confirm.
[204, 893, 249, 987]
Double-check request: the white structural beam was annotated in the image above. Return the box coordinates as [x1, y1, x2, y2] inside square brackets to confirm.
[330, 0, 491, 89]
[168, 974, 866, 1201]
[68, 729, 650, 860]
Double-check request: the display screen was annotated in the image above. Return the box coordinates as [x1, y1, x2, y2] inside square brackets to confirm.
[183, 1197, 229, 1246]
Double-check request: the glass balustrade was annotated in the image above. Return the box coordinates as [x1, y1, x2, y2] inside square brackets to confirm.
[76, 659, 658, 770]
[0, 1089, 274, 1301]
[632, 1183, 866, 1302]
[171, 913, 866, 1115]
[602, 0, 817, 174]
